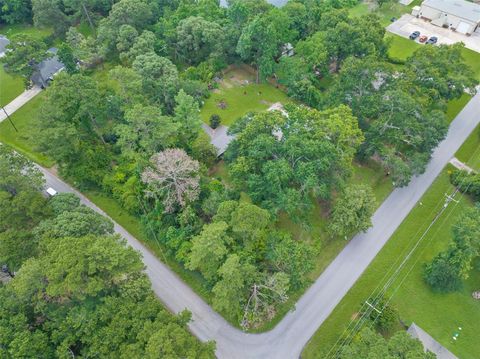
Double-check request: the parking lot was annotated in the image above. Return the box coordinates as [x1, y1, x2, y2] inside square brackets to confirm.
[387, 14, 480, 53]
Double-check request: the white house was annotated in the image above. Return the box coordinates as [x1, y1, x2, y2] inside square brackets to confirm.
[417, 0, 480, 35]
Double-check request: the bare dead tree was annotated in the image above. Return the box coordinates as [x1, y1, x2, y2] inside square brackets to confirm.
[142, 149, 200, 213]
[241, 273, 289, 329]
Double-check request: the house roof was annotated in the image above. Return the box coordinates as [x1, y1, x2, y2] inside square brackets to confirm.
[201, 124, 235, 156]
[407, 323, 458, 359]
[422, 0, 480, 23]
[0, 35, 10, 56]
[31, 47, 65, 86]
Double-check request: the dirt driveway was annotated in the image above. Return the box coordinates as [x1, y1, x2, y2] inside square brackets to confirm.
[387, 14, 480, 53]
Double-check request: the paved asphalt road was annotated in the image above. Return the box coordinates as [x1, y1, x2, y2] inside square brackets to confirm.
[38, 92, 480, 359]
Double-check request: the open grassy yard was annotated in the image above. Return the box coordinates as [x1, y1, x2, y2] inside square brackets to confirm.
[302, 168, 479, 359]
[0, 92, 53, 167]
[455, 124, 480, 171]
[350, 0, 422, 27]
[200, 65, 291, 126]
[302, 108, 480, 358]
[0, 24, 52, 40]
[387, 34, 480, 80]
[0, 66, 24, 107]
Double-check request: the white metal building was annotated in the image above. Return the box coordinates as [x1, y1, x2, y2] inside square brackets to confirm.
[418, 0, 480, 35]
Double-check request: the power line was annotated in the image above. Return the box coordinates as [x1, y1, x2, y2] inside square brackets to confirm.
[326, 143, 480, 358]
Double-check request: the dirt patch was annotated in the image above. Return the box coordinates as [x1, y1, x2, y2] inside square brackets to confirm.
[351, 312, 359, 320]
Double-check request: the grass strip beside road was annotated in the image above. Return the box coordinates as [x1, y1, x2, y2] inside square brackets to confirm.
[0, 66, 24, 107]
[0, 92, 54, 167]
[302, 169, 479, 359]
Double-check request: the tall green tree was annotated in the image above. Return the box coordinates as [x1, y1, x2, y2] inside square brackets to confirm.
[0, 147, 47, 270]
[212, 254, 255, 317]
[115, 104, 178, 157]
[227, 104, 363, 217]
[2, 34, 48, 82]
[174, 16, 225, 66]
[328, 184, 376, 238]
[173, 89, 202, 147]
[0, 0, 32, 24]
[0, 234, 215, 358]
[132, 52, 179, 112]
[237, 9, 295, 82]
[187, 221, 231, 282]
[424, 205, 480, 292]
[340, 327, 434, 358]
[32, 0, 69, 36]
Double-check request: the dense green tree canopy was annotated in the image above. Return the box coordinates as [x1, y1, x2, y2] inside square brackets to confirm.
[174, 16, 225, 66]
[0, 0, 32, 24]
[425, 205, 480, 292]
[340, 327, 434, 358]
[2, 34, 48, 81]
[227, 104, 363, 217]
[329, 184, 376, 238]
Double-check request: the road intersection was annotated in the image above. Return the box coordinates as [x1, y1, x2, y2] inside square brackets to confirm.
[34, 93, 480, 358]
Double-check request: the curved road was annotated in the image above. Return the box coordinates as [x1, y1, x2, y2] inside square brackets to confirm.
[39, 92, 480, 359]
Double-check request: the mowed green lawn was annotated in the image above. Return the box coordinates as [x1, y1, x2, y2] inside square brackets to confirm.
[302, 169, 479, 359]
[0, 92, 53, 167]
[0, 66, 24, 107]
[456, 124, 480, 171]
[0, 23, 52, 40]
[200, 67, 290, 126]
[387, 34, 480, 81]
[302, 102, 480, 358]
[349, 0, 422, 27]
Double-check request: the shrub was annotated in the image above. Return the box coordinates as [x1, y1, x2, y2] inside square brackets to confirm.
[210, 114, 221, 129]
[424, 252, 462, 292]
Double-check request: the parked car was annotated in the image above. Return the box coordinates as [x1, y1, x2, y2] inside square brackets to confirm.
[409, 31, 420, 40]
[419, 35, 428, 43]
[426, 36, 438, 45]
[46, 187, 58, 197]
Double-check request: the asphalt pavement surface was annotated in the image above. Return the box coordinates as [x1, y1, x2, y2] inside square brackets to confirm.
[39, 92, 480, 358]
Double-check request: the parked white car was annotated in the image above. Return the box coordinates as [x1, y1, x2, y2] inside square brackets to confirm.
[46, 187, 58, 197]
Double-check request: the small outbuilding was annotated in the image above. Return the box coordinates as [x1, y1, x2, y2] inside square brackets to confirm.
[417, 0, 480, 35]
[31, 47, 65, 88]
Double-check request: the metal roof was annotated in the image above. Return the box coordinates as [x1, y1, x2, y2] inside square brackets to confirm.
[422, 0, 480, 23]
[407, 323, 458, 359]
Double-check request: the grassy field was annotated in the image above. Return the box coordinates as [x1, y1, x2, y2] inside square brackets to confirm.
[0, 66, 24, 107]
[0, 24, 52, 40]
[456, 124, 480, 171]
[386, 34, 419, 61]
[0, 92, 53, 167]
[302, 105, 480, 359]
[302, 168, 480, 359]
[200, 65, 291, 126]
[349, 0, 422, 26]
[446, 93, 471, 123]
[387, 34, 480, 80]
[349, 1, 480, 81]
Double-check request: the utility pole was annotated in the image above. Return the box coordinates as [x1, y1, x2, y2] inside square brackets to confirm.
[1, 107, 18, 132]
[365, 300, 382, 314]
[444, 192, 459, 207]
